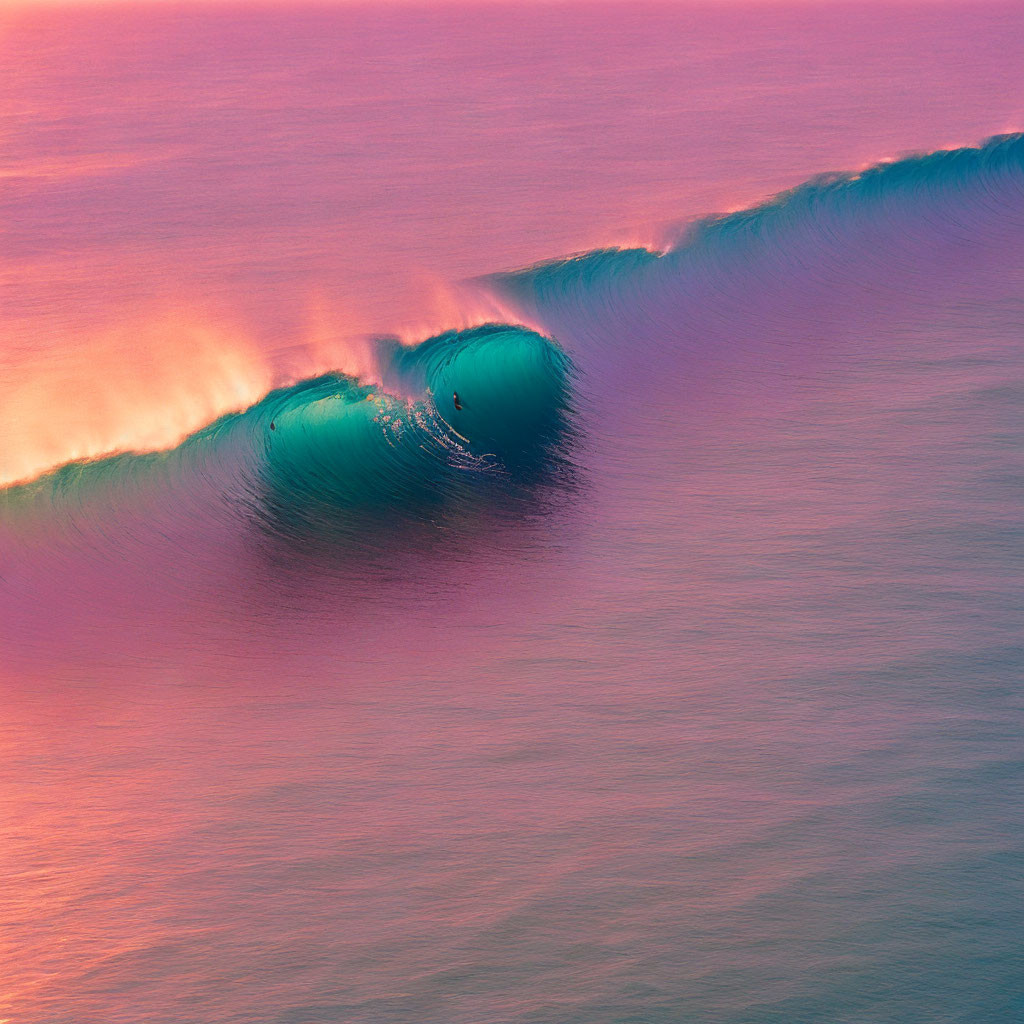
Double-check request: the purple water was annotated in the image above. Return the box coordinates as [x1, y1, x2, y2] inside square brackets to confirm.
[2, 3, 1023, 1022]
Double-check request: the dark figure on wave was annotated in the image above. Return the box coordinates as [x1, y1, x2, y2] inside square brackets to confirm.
[453, 391, 462, 411]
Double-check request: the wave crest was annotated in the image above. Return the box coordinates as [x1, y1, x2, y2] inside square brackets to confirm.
[2, 324, 576, 540]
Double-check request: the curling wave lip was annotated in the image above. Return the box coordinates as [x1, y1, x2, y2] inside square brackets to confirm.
[1, 323, 576, 540]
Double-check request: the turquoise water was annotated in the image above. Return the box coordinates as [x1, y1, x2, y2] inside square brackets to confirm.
[2, 4, 1023, 1022]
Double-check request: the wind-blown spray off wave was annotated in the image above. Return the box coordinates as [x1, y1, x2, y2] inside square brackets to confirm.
[2, 324, 575, 541]
[6, 134, 1024, 544]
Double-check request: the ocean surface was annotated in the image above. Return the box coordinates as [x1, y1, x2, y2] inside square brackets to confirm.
[2, 3, 1024, 1022]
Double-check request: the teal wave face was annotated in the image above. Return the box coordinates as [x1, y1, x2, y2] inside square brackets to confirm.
[258, 326, 574, 532]
[1, 324, 575, 538]
[383, 324, 574, 464]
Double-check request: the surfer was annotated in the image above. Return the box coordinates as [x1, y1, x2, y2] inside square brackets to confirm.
[453, 391, 462, 411]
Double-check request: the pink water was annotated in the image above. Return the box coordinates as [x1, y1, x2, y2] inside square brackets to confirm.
[2, 4, 1024, 1022]
[2, 1, 1021, 485]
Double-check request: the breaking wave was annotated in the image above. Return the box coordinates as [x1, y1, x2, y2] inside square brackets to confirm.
[2, 324, 575, 542]
[6, 133, 1024, 543]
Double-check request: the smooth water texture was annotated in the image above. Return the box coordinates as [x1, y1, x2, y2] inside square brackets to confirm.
[2, 4, 1024, 1023]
